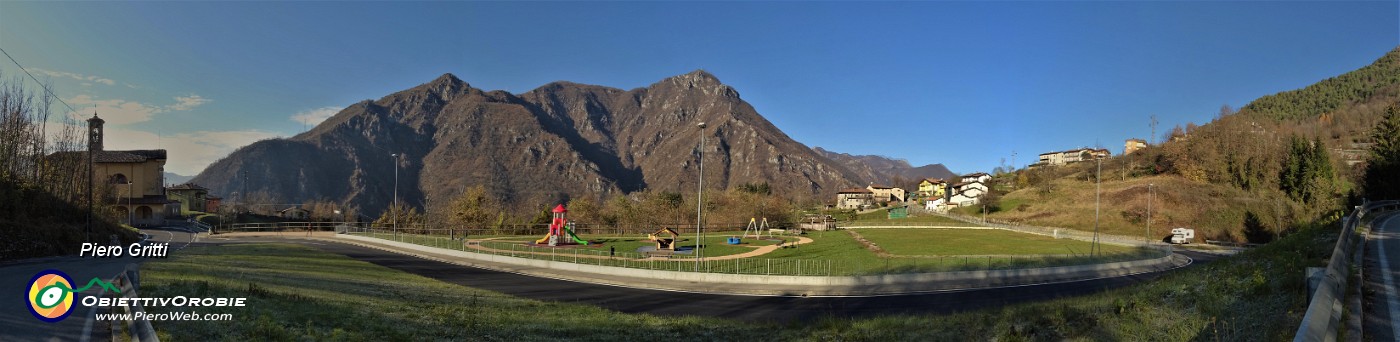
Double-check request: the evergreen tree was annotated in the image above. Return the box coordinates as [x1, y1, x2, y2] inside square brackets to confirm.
[1365, 105, 1400, 200]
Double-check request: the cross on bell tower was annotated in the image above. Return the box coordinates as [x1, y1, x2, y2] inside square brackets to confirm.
[87, 112, 104, 151]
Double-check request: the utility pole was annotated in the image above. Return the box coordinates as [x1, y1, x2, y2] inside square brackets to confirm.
[241, 170, 248, 215]
[695, 122, 706, 272]
[1150, 114, 1159, 145]
[1146, 183, 1153, 245]
[1093, 158, 1102, 256]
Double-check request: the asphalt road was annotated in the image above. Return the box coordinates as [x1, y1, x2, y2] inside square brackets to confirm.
[0, 227, 196, 342]
[255, 238, 1218, 321]
[1364, 212, 1400, 342]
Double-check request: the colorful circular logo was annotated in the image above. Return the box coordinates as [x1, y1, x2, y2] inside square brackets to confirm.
[27, 269, 75, 322]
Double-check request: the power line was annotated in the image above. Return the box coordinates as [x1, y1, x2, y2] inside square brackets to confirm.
[0, 47, 85, 116]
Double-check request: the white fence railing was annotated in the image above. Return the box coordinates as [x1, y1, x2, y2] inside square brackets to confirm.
[1294, 200, 1400, 342]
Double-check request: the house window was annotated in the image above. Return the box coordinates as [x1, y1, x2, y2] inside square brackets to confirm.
[109, 174, 129, 184]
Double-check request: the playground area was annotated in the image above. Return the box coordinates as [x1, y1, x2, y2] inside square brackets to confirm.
[337, 203, 1168, 275]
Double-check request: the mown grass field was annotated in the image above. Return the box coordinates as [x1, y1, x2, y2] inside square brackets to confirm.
[855, 228, 1132, 256]
[850, 210, 977, 226]
[143, 216, 1337, 340]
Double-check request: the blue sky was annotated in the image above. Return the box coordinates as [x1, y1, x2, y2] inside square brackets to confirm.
[1, 1, 1396, 176]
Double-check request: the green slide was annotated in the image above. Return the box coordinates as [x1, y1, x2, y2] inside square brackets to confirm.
[564, 226, 588, 245]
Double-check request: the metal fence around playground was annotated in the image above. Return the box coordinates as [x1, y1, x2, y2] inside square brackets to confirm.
[218, 221, 754, 237]
[338, 226, 1172, 276]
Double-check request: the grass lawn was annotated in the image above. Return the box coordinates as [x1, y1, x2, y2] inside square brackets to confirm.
[848, 213, 978, 227]
[855, 228, 1132, 256]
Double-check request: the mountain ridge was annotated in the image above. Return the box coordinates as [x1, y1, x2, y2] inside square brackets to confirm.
[192, 71, 874, 215]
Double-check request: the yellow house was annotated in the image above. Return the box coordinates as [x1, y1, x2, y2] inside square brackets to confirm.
[80, 114, 179, 226]
[917, 178, 946, 199]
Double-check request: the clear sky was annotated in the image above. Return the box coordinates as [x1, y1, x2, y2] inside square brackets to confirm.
[1, 1, 1397, 176]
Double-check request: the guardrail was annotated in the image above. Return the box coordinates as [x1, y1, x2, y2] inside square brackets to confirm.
[1295, 200, 1400, 342]
[107, 263, 158, 342]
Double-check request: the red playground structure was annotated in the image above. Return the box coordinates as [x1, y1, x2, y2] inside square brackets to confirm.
[535, 204, 589, 246]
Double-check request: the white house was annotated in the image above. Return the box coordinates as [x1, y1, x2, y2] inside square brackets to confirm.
[1034, 148, 1111, 167]
[924, 198, 945, 211]
[947, 181, 988, 207]
[960, 172, 991, 184]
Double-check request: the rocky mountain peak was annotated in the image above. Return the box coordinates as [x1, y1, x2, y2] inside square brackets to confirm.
[660, 69, 738, 98]
[417, 73, 471, 99]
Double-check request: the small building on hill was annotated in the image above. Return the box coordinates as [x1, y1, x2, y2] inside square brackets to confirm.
[1124, 139, 1147, 155]
[1034, 148, 1112, 167]
[917, 178, 947, 200]
[866, 184, 907, 203]
[836, 188, 875, 209]
[960, 172, 991, 184]
[167, 183, 210, 213]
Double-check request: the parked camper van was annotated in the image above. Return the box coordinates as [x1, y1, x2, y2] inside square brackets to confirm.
[1170, 228, 1196, 244]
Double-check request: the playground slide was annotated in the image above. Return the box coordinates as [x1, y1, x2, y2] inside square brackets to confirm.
[564, 227, 588, 245]
[535, 232, 553, 244]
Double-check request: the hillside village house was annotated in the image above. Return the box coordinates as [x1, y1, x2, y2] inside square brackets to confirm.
[166, 183, 210, 213]
[205, 195, 222, 213]
[52, 114, 180, 226]
[917, 178, 947, 200]
[947, 180, 988, 207]
[960, 172, 991, 184]
[836, 188, 875, 209]
[1124, 139, 1147, 155]
[1033, 148, 1112, 167]
[866, 184, 907, 203]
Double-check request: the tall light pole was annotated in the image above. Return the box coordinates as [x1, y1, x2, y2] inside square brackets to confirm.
[391, 153, 400, 230]
[695, 122, 706, 272]
[1093, 157, 1102, 257]
[1146, 183, 1153, 245]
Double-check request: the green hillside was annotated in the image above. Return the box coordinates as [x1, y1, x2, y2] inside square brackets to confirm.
[1243, 47, 1400, 121]
[989, 47, 1400, 242]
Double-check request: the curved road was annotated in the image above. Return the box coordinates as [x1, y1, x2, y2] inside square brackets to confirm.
[228, 237, 1218, 321]
[1364, 212, 1400, 341]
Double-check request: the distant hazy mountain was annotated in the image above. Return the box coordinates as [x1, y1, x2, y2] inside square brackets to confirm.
[164, 172, 193, 186]
[190, 71, 866, 215]
[812, 147, 958, 187]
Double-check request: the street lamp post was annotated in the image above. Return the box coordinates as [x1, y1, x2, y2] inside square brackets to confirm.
[695, 122, 706, 272]
[391, 153, 399, 230]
